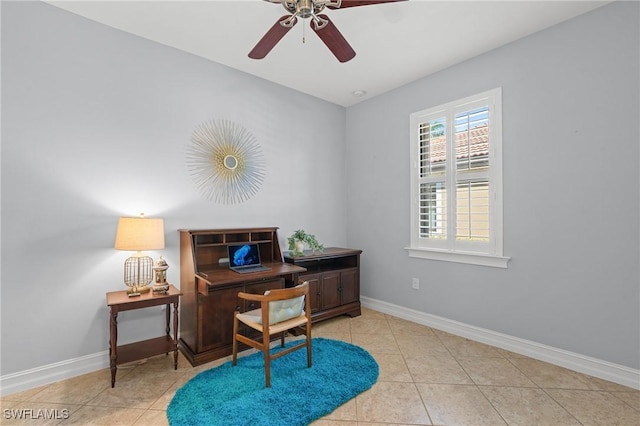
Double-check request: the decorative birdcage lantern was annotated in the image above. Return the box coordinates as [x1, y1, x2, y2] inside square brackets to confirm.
[152, 256, 170, 294]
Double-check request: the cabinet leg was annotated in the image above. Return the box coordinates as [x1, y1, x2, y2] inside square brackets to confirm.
[346, 307, 362, 318]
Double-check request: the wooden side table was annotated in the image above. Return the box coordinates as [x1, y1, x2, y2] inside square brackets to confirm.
[106, 284, 182, 387]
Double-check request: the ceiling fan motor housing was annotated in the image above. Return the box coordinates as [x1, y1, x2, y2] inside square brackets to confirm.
[283, 0, 328, 18]
[297, 0, 315, 17]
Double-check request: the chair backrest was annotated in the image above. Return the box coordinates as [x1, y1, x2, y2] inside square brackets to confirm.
[261, 282, 309, 325]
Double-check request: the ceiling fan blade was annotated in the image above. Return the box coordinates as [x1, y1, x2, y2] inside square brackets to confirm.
[248, 16, 297, 60]
[327, 0, 408, 9]
[311, 14, 356, 63]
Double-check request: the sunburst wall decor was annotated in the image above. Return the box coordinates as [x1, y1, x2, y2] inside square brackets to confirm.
[186, 119, 266, 204]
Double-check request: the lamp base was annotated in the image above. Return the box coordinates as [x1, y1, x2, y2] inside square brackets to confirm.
[123, 254, 154, 297]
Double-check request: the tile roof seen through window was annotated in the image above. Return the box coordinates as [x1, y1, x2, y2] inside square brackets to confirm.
[424, 124, 489, 165]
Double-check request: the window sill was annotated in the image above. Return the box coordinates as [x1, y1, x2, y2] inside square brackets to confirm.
[405, 247, 510, 268]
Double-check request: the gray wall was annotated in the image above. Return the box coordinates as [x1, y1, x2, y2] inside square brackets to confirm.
[346, 1, 639, 369]
[1, 1, 347, 375]
[2, 0, 638, 380]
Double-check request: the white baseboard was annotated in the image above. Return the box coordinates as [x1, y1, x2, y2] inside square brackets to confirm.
[0, 351, 109, 397]
[361, 296, 640, 390]
[2, 298, 638, 396]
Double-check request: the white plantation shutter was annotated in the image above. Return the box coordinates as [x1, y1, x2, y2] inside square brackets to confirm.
[409, 88, 508, 267]
[419, 119, 446, 177]
[453, 104, 490, 245]
[418, 117, 447, 242]
[456, 179, 489, 242]
[419, 182, 446, 239]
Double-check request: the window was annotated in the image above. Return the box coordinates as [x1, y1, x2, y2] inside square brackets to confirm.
[407, 88, 509, 268]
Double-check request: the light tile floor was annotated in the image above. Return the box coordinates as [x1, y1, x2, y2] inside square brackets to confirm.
[2, 308, 639, 425]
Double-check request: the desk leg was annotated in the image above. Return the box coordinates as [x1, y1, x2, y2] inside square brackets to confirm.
[173, 301, 179, 370]
[109, 309, 118, 388]
[164, 303, 170, 355]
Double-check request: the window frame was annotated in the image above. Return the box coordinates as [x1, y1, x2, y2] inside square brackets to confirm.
[406, 88, 509, 268]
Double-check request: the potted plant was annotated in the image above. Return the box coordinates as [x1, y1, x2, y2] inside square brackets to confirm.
[287, 229, 324, 256]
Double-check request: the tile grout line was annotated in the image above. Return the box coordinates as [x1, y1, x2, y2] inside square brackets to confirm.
[386, 315, 435, 426]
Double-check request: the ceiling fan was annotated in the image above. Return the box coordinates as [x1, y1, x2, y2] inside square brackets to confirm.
[249, 0, 408, 63]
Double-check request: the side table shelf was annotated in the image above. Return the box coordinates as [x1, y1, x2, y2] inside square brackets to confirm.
[106, 284, 182, 387]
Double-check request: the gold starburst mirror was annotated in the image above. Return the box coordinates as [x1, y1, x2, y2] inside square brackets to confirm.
[187, 119, 266, 204]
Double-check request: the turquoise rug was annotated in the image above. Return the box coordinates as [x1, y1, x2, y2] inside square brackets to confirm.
[167, 338, 378, 426]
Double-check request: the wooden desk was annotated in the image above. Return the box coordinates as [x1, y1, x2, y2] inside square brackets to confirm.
[106, 285, 182, 387]
[178, 228, 307, 366]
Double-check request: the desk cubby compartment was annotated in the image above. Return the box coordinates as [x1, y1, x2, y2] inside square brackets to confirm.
[225, 232, 250, 243]
[250, 231, 275, 242]
[195, 234, 224, 246]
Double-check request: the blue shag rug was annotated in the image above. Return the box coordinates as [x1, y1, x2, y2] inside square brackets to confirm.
[167, 338, 378, 426]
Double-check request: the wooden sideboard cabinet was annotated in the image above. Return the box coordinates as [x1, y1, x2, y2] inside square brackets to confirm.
[284, 248, 362, 323]
[178, 227, 306, 366]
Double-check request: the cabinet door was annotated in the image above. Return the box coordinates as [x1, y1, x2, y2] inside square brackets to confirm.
[301, 273, 321, 314]
[198, 286, 240, 352]
[340, 268, 359, 305]
[320, 272, 341, 310]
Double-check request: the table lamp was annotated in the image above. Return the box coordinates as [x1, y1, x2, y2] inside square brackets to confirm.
[114, 213, 165, 297]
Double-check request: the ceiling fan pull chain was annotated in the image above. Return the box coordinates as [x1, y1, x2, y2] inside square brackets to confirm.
[302, 19, 306, 44]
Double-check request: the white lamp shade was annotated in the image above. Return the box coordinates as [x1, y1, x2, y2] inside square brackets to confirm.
[114, 216, 165, 251]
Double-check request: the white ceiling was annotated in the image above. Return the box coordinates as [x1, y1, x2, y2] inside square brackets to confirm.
[46, 0, 610, 107]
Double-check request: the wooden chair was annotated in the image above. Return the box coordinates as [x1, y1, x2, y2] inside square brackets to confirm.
[232, 281, 312, 387]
